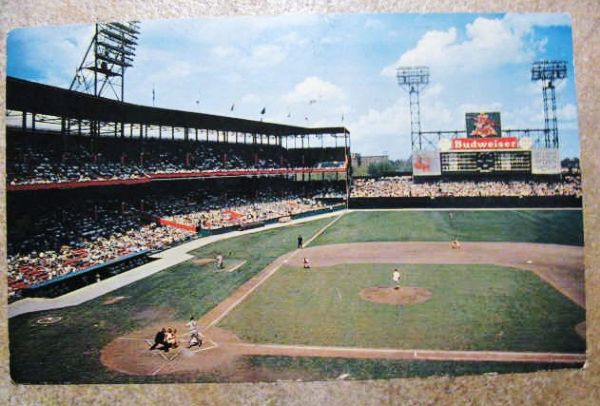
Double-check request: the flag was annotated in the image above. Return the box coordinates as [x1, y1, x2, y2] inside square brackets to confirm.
[287, 112, 291, 118]
[152, 88, 155, 106]
[230, 103, 235, 111]
[305, 116, 308, 121]
[260, 107, 266, 115]
[309, 99, 317, 105]
[341, 113, 344, 122]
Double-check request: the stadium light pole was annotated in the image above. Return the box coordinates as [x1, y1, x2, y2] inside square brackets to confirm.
[396, 66, 429, 152]
[531, 60, 567, 149]
[70, 21, 141, 137]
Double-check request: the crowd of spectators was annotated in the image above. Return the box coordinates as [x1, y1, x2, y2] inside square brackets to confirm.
[351, 175, 582, 198]
[7, 132, 346, 186]
[7, 185, 344, 300]
[160, 193, 328, 229]
[7, 201, 195, 300]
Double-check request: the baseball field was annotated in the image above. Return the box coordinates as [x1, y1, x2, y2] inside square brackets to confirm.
[8, 209, 586, 383]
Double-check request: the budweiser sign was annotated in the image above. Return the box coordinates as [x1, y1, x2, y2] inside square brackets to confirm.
[451, 137, 518, 150]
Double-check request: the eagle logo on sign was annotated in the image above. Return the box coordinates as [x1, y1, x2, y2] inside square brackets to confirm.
[470, 113, 498, 138]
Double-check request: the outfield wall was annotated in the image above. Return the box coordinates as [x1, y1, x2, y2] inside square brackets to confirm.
[348, 196, 582, 209]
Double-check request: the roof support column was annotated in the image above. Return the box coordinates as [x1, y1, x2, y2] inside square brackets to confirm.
[21, 111, 26, 131]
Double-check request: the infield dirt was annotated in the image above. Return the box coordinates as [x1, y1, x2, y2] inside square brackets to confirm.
[101, 241, 584, 377]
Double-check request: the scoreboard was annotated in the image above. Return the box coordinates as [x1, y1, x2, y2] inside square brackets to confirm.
[413, 112, 560, 177]
[440, 151, 532, 173]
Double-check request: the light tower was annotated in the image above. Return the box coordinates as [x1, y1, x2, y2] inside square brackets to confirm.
[70, 21, 141, 101]
[396, 66, 429, 151]
[531, 60, 567, 149]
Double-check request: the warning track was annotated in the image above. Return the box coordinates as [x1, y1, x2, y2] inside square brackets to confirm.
[101, 241, 585, 376]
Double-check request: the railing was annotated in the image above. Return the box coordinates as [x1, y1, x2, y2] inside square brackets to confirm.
[21, 250, 152, 299]
[7, 165, 348, 191]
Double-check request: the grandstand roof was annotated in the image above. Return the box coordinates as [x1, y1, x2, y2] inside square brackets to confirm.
[6, 77, 349, 137]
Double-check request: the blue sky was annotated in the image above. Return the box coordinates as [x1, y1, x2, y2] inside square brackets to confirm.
[7, 13, 579, 159]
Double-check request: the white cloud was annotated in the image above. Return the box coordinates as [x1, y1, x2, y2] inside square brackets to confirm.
[320, 36, 343, 45]
[250, 44, 286, 67]
[558, 103, 578, 120]
[277, 31, 307, 47]
[283, 76, 345, 105]
[211, 45, 238, 59]
[364, 18, 385, 30]
[9, 24, 95, 87]
[382, 16, 541, 77]
[347, 85, 462, 155]
[503, 13, 571, 35]
[209, 43, 287, 69]
[346, 98, 411, 154]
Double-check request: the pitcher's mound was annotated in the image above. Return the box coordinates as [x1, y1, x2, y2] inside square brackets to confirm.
[360, 286, 432, 305]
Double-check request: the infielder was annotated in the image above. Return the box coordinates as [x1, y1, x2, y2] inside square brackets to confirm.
[392, 268, 402, 290]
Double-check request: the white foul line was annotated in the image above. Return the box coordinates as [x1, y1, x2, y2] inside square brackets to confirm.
[206, 213, 345, 329]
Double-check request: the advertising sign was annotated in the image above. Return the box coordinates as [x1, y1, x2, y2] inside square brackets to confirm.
[466, 112, 502, 138]
[531, 148, 561, 174]
[451, 137, 518, 150]
[412, 150, 441, 176]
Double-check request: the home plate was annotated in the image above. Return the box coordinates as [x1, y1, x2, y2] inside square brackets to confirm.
[145, 339, 180, 361]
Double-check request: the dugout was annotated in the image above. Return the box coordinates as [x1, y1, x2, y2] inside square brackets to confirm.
[21, 250, 153, 299]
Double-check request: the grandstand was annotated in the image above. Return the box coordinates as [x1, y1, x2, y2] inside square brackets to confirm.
[5, 77, 350, 301]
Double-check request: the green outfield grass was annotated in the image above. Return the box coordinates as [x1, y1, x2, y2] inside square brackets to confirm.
[244, 356, 582, 381]
[8, 218, 332, 384]
[313, 210, 583, 246]
[7, 210, 585, 383]
[219, 263, 585, 353]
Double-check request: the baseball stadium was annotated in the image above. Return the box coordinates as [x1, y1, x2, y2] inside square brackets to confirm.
[5, 19, 585, 383]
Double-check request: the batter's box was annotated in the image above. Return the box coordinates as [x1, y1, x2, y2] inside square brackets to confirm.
[188, 339, 218, 353]
[181, 333, 219, 353]
[144, 339, 182, 361]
